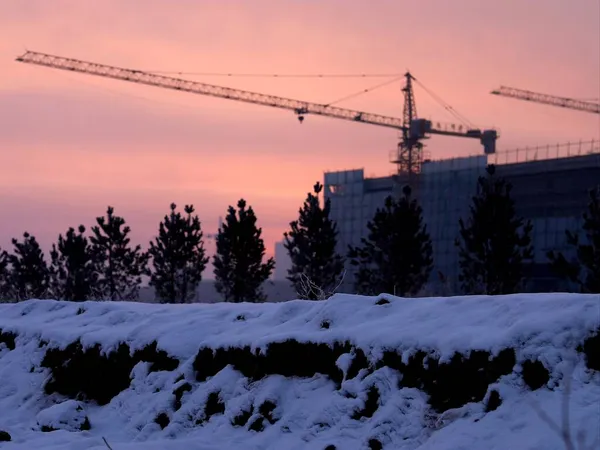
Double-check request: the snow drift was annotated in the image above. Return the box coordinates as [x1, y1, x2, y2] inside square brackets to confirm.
[0, 293, 598, 449]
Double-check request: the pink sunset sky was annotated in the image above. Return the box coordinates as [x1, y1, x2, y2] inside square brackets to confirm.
[1, 1, 599, 276]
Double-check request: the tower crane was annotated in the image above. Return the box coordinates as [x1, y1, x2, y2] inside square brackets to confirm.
[491, 86, 600, 115]
[16, 51, 498, 178]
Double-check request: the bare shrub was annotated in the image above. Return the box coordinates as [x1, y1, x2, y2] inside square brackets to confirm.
[296, 270, 346, 301]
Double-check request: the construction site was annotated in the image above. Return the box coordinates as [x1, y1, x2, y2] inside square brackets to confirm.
[325, 139, 600, 294]
[14, 51, 600, 297]
[320, 80, 600, 294]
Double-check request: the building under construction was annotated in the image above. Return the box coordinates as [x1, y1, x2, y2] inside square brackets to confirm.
[325, 140, 600, 294]
[321, 78, 600, 295]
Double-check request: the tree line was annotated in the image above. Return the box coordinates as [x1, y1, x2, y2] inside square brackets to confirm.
[1, 164, 598, 303]
[0, 200, 274, 303]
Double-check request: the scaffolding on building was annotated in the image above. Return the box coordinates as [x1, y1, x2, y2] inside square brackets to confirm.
[488, 139, 599, 165]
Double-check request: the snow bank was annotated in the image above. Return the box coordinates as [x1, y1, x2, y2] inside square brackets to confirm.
[0, 293, 598, 449]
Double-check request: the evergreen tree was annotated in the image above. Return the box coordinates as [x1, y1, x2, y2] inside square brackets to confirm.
[148, 203, 209, 303]
[49, 225, 97, 301]
[6, 232, 50, 301]
[213, 199, 275, 302]
[348, 185, 433, 296]
[547, 185, 600, 292]
[284, 182, 344, 300]
[90, 206, 149, 301]
[0, 248, 9, 302]
[456, 164, 533, 295]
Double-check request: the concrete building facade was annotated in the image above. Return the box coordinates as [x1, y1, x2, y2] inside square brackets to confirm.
[324, 140, 600, 294]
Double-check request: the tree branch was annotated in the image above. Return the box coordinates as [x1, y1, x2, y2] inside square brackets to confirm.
[102, 437, 113, 450]
[297, 270, 346, 300]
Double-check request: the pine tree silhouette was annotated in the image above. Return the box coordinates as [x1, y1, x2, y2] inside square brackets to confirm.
[456, 164, 533, 295]
[214, 199, 275, 302]
[548, 185, 600, 292]
[49, 225, 98, 301]
[0, 248, 9, 302]
[284, 182, 344, 300]
[90, 206, 149, 301]
[348, 185, 433, 296]
[148, 203, 209, 303]
[7, 232, 50, 301]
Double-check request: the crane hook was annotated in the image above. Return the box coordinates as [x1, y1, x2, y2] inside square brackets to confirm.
[297, 115, 304, 124]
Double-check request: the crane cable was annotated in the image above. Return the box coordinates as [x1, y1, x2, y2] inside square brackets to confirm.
[144, 68, 477, 126]
[144, 71, 404, 79]
[323, 75, 405, 107]
[412, 78, 476, 129]
[145, 69, 407, 109]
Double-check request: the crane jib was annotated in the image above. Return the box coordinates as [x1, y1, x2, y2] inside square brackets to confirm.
[491, 86, 600, 115]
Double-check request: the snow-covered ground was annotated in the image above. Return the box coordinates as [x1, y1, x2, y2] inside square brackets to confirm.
[0, 293, 598, 449]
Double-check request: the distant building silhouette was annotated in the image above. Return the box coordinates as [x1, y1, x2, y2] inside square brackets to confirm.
[273, 240, 292, 281]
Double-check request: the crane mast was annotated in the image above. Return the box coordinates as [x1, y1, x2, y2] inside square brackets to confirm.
[491, 86, 600, 115]
[392, 72, 423, 176]
[16, 51, 498, 176]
